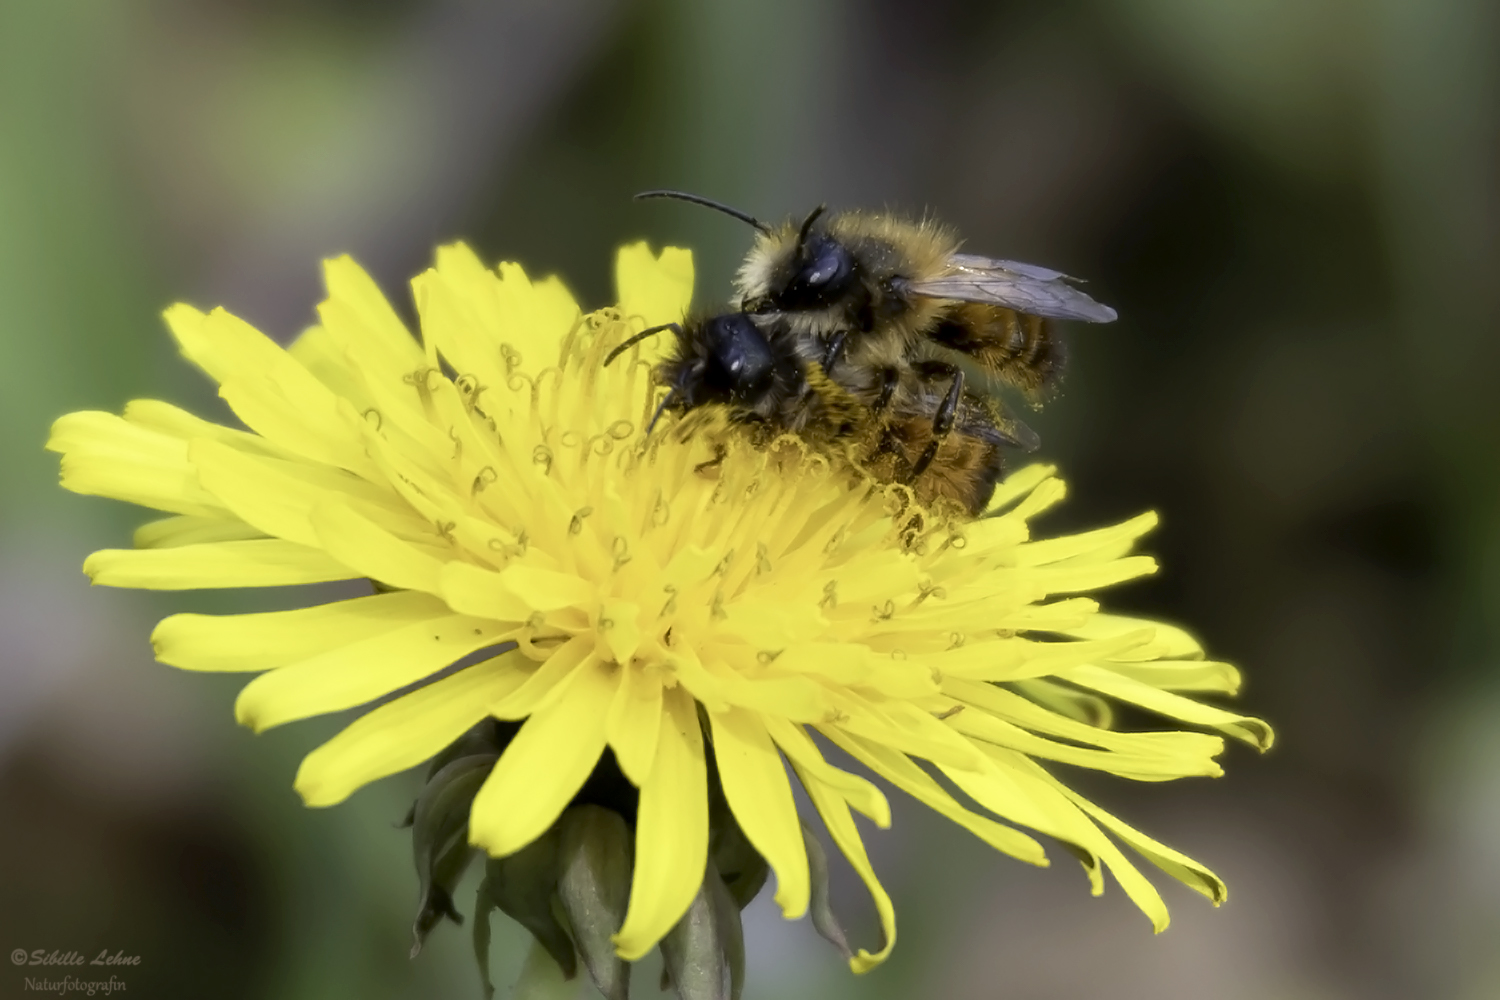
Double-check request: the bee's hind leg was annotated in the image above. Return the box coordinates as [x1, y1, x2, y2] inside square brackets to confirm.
[873, 367, 900, 413]
[909, 367, 963, 480]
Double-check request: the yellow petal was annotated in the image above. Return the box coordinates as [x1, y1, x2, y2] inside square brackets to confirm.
[50, 411, 226, 518]
[288, 325, 373, 410]
[1011, 678, 1114, 729]
[1060, 612, 1205, 660]
[658, 642, 732, 713]
[926, 632, 1154, 683]
[165, 304, 370, 474]
[152, 590, 450, 672]
[487, 260, 582, 374]
[133, 515, 264, 549]
[1106, 660, 1243, 694]
[468, 656, 617, 856]
[832, 692, 987, 771]
[710, 707, 810, 919]
[295, 652, 527, 807]
[606, 665, 663, 786]
[495, 564, 594, 610]
[763, 716, 890, 827]
[189, 439, 323, 547]
[216, 376, 369, 476]
[123, 399, 289, 458]
[613, 686, 707, 960]
[938, 750, 1103, 859]
[1067, 790, 1227, 905]
[1066, 665, 1275, 749]
[439, 561, 535, 621]
[320, 255, 424, 373]
[412, 245, 512, 395]
[954, 709, 1224, 781]
[489, 635, 596, 721]
[945, 678, 1226, 776]
[597, 600, 643, 665]
[84, 539, 354, 590]
[310, 499, 445, 594]
[314, 260, 427, 434]
[980, 463, 1057, 514]
[233, 613, 513, 732]
[796, 762, 895, 974]
[824, 728, 1047, 866]
[58, 449, 224, 517]
[614, 242, 693, 361]
[993, 749, 1173, 930]
[720, 598, 827, 648]
[1008, 512, 1158, 567]
[1006, 474, 1068, 522]
[1026, 556, 1159, 596]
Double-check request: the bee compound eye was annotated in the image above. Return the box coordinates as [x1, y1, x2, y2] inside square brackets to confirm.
[786, 237, 854, 306]
[805, 241, 847, 285]
[699, 313, 775, 403]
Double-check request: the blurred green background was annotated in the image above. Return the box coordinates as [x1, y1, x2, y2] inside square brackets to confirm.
[2, 1, 1498, 998]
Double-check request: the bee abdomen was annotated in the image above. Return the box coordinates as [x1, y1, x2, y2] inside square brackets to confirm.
[930, 303, 1065, 396]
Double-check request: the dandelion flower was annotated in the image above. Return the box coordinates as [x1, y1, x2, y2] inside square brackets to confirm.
[48, 242, 1272, 987]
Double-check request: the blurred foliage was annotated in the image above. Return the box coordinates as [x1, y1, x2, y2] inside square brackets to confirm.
[1, 1, 1496, 998]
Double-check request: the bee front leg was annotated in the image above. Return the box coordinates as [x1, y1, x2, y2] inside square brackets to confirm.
[821, 330, 849, 373]
[694, 442, 728, 476]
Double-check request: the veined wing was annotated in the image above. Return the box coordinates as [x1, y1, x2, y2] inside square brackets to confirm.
[906, 253, 1119, 323]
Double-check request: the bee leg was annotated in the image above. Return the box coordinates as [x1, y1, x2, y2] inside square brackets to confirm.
[865, 425, 915, 483]
[910, 367, 963, 480]
[694, 442, 728, 475]
[873, 368, 900, 413]
[821, 330, 849, 373]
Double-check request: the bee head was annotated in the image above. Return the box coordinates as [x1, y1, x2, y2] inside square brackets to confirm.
[772, 206, 856, 310]
[659, 313, 777, 414]
[695, 313, 776, 405]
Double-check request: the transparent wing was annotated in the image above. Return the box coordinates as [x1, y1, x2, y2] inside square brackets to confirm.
[949, 254, 1072, 282]
[990, 412, 1041, 453]
[906, 253, 1119, 323]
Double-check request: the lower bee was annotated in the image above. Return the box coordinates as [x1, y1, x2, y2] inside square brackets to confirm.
[603, 313, 1033, 515]
[603, 311, 855, 443]
[860, 360, 1038, 515]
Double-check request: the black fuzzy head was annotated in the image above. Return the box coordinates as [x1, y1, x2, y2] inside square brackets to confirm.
[698, 313, 776, 405]
[777, 234, 856, 309]
[770, 207, 858, 310]
[660, 312, 783, 412]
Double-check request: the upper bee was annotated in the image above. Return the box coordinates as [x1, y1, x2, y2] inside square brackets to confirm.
[731, 204, 1117, 335]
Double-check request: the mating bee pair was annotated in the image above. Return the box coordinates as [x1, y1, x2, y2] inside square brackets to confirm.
[605, 191, 1118, 516]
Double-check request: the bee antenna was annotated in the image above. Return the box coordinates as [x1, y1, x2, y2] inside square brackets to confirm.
[646, 389, 680, 434]
[795, 205, 827, 255]
[604, 323, 680, 367]
[635, 190, 771, 235]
